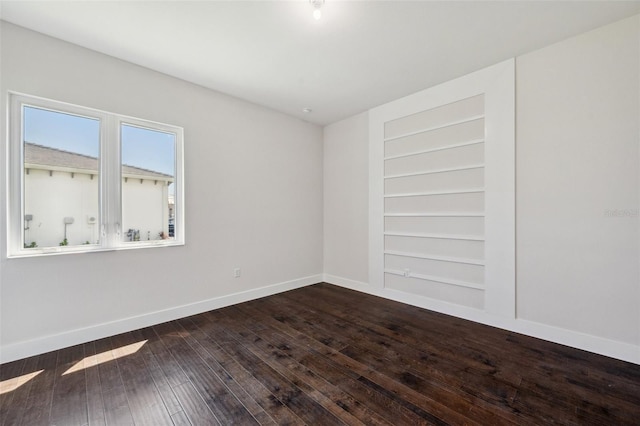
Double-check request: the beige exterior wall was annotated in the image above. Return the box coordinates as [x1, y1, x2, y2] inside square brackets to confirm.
[24, 168, 169, 248]
[24, 169, 99, 247]
[121, 177, 170, 242]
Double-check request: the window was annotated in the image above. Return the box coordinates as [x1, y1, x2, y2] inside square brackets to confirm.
[7, 93, 184, 257]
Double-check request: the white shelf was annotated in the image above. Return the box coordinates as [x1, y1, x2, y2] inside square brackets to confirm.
[384, 212, 484, 218]
[384, 268, 485, 290]
[384, 232, 484, 241]
[384, 250, 485, 266]
[383, 114, 485, 143]
[384, 138, 484, 161]
[384, 164, 484, 180]
[384, 188, 484, 198]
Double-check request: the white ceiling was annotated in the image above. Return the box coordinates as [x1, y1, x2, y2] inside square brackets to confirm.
[1, 1, 640, 125]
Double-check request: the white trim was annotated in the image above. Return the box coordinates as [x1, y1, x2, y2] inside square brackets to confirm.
[384, 164, 484, 180]
[384, 188, 484, 198]
[384, 232, 484, 241]
[383, 269, 485, 290]
[6, 92, 185, 258]
[370, 59, 515, 317]
[383, 115, 484, 143]
[482, 59, 516, 318]
[323, 274, 371, 291]
[0, 274, 322, 363]
[383, 138, 484, 161]
[369, 109, 385, 290]
[384, 212, 484, 217]
[4, 273, 637, 365]
[384, 250, 484, 266]
[323, 275, 640, 365]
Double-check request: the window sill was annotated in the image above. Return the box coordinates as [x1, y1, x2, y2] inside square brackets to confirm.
[7, 240, 185, 259]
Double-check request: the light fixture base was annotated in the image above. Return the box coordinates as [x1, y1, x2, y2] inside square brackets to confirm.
[310, 0, 325, 20]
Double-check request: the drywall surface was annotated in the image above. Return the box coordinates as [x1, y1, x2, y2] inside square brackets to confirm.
[2, 13, 638, 363]
[0, 22, 323, 361]
[323, 15, 639, 359]
[516, 15, 639, 345]
[323, 112, 369, 284]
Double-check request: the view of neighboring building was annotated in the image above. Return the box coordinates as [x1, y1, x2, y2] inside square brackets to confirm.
[23, 142, 174, 247]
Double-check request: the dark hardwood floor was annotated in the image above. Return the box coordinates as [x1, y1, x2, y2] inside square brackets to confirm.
[2, 283, 639, 425]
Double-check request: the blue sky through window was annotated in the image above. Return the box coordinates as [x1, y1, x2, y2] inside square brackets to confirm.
[121, 124, 175, 177]
[24, 106, 99, 157]
[24, 106, 175, 176]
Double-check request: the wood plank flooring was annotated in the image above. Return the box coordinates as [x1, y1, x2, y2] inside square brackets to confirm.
[1, 282, 639, 425]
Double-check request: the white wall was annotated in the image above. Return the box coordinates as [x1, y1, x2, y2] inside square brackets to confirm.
[516, 15, 639, 345]
[323, 112, 369, 285]
[323, 15, 639, 362]
[0, 22, 323, 362]
[2, 14, 638, 364]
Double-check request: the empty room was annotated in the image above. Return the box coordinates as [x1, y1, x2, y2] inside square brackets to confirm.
[0, 1, 639, 425]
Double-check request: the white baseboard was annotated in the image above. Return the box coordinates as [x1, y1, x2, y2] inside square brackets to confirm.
[0, 274, 321, 364]
[323, 274, 640, 365]
[4, 273, 637, 365]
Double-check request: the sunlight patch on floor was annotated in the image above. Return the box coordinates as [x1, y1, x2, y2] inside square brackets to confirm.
[0, 370, 44, 395]
[63, 340, 148, 375]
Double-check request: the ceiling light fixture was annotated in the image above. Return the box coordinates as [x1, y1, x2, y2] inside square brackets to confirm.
[310, 0, 324, 20]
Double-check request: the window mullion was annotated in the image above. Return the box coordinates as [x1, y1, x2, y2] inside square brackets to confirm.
[104, 115, 122, 248]
[9, 97, 24, 255]
[175, 128, 184, 244]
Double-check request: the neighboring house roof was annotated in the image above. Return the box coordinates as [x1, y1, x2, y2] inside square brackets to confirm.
[24, 142, 173, 180]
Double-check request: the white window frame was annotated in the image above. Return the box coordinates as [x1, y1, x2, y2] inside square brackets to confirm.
[7, 93, 185, 257]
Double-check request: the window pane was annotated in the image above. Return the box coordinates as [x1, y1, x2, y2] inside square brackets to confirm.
[121, 124, 175, 242]
[23, 106, 100, 248]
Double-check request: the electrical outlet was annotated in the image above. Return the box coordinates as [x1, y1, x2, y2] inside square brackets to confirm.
[234, 268, 241, 278]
